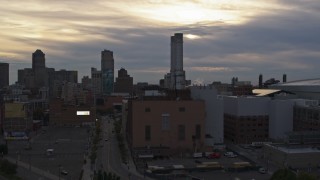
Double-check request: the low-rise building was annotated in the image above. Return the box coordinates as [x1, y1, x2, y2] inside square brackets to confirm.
[263, 144, 320, 169]
[49, 99, 96, 126]
[128, 100, 206, 156]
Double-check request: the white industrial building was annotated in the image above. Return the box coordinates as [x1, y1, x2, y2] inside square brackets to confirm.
[190, 86, 224, 146]
[271, 78, 320, 102]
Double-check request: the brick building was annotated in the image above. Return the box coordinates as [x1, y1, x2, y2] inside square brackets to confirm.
[49, 99, 96, 126]
[223, 96, 270, 144]
[127, 100, 206, 156]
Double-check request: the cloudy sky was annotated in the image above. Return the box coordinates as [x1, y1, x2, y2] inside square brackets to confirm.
[1, 0, 320, 85]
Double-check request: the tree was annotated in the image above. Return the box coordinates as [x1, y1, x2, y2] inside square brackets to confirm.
[0, 144, 8, 155]
[0, 159, 17, 175]
[270, 169, 297, 180]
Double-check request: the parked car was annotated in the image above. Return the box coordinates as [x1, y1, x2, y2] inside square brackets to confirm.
[207, 152, 221, 159]
[61, 170, 68, 175]
[224, 151, 237, 158]
[258, 167, 267, 174]
[193, 152, 203, 158]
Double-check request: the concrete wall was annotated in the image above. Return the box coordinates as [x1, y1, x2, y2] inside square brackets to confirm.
[268, 100, 294, 140]
[224, 96, 270, 116]
[190, 86, 224, 145]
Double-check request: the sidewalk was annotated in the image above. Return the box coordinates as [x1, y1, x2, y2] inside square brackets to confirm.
[81, 154, 93, 180]
[5, 156, 64, 180]
[123, 134, 153, 180]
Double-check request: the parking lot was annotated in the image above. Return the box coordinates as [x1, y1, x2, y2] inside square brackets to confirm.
[139, 148, 272, 180]
[7, 126, 90, 180]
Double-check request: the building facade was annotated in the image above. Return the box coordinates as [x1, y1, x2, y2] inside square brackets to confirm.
[101, 50, 114, 95]
[114, 68, 133, 94]
[128, 100, 206, 156]
[293, 100, 320, 131]
[32, 49, 48, 88]
[223, 96, 270, 144]
[49, 99, 96, 126]
[0, 63, 9, 89]
[3, 102, 32, 139]
[91, 68, 102, 95]
[190, 86, 224, 145]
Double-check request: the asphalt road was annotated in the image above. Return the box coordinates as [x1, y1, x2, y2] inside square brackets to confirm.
[96, 117, 146, 180]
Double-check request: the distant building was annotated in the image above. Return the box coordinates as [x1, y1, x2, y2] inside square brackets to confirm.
[259, 74, 263, 89]
[271, 78, 320, 102]
[17, 50, 78, 98]
[232, 81, 253, 96]
[128, 100, 206, 156]
[51, 69, 78, 98]
[283, 74, 287, 83]
[91, 68, 102, 95]
[81, 76, 91, 90]
[32, 49, 47, 88]
[3, 102, 32, 139]
[114, 68, 133, 94]
[163, 33, 186, 90]
[101, 50, 114, 95]
[0, 63, 9, 89]
[293, 99, 320, 131]
[133, 82, 148, 98]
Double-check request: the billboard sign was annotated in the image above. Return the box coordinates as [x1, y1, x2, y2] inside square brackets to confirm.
[77, 111, 90, 116]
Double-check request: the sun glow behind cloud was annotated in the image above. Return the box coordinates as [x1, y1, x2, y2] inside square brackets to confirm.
[1, 0, 317, 84]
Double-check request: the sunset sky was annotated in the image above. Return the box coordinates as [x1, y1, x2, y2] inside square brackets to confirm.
[1, 0, 320, 85]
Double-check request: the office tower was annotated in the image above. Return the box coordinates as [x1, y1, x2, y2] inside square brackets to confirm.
[101, 50, 114, 95]
[0, 63, 9, 89]
[91, 68, 102, 95]
[170, 33, 186, 90]
[114, 68, 133, 94]
[259, 74, 263, 88]
[32, 49, 47, 88]
[283, 74, 287, 83]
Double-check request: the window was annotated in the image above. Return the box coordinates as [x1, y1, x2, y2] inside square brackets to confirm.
[145, 125, 151, 141]
[195, 124, 201, 139]
[179, 107, 185, 112]
[162, 114, 170, 130]
[145, 107, 151, 112]
[178, 125, 185, 141]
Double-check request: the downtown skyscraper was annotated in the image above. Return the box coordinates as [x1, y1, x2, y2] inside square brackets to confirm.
[101, 49, 114, 95]
[168, 33, 186, 90]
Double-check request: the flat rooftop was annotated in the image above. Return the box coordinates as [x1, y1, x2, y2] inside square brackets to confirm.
[266, 144, 320, 153]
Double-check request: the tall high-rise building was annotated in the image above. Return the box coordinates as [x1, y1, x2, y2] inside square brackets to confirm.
[170, 33, 186, 90]
[283, 74, 287, 83]
[0, 63, 9, 89]
[32, 49, 47, 88]
[101, 50, 114, 95]
[259, 74, 263, 89]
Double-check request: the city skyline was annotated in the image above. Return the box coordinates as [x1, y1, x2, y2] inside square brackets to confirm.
[1, 0, 320, 85]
